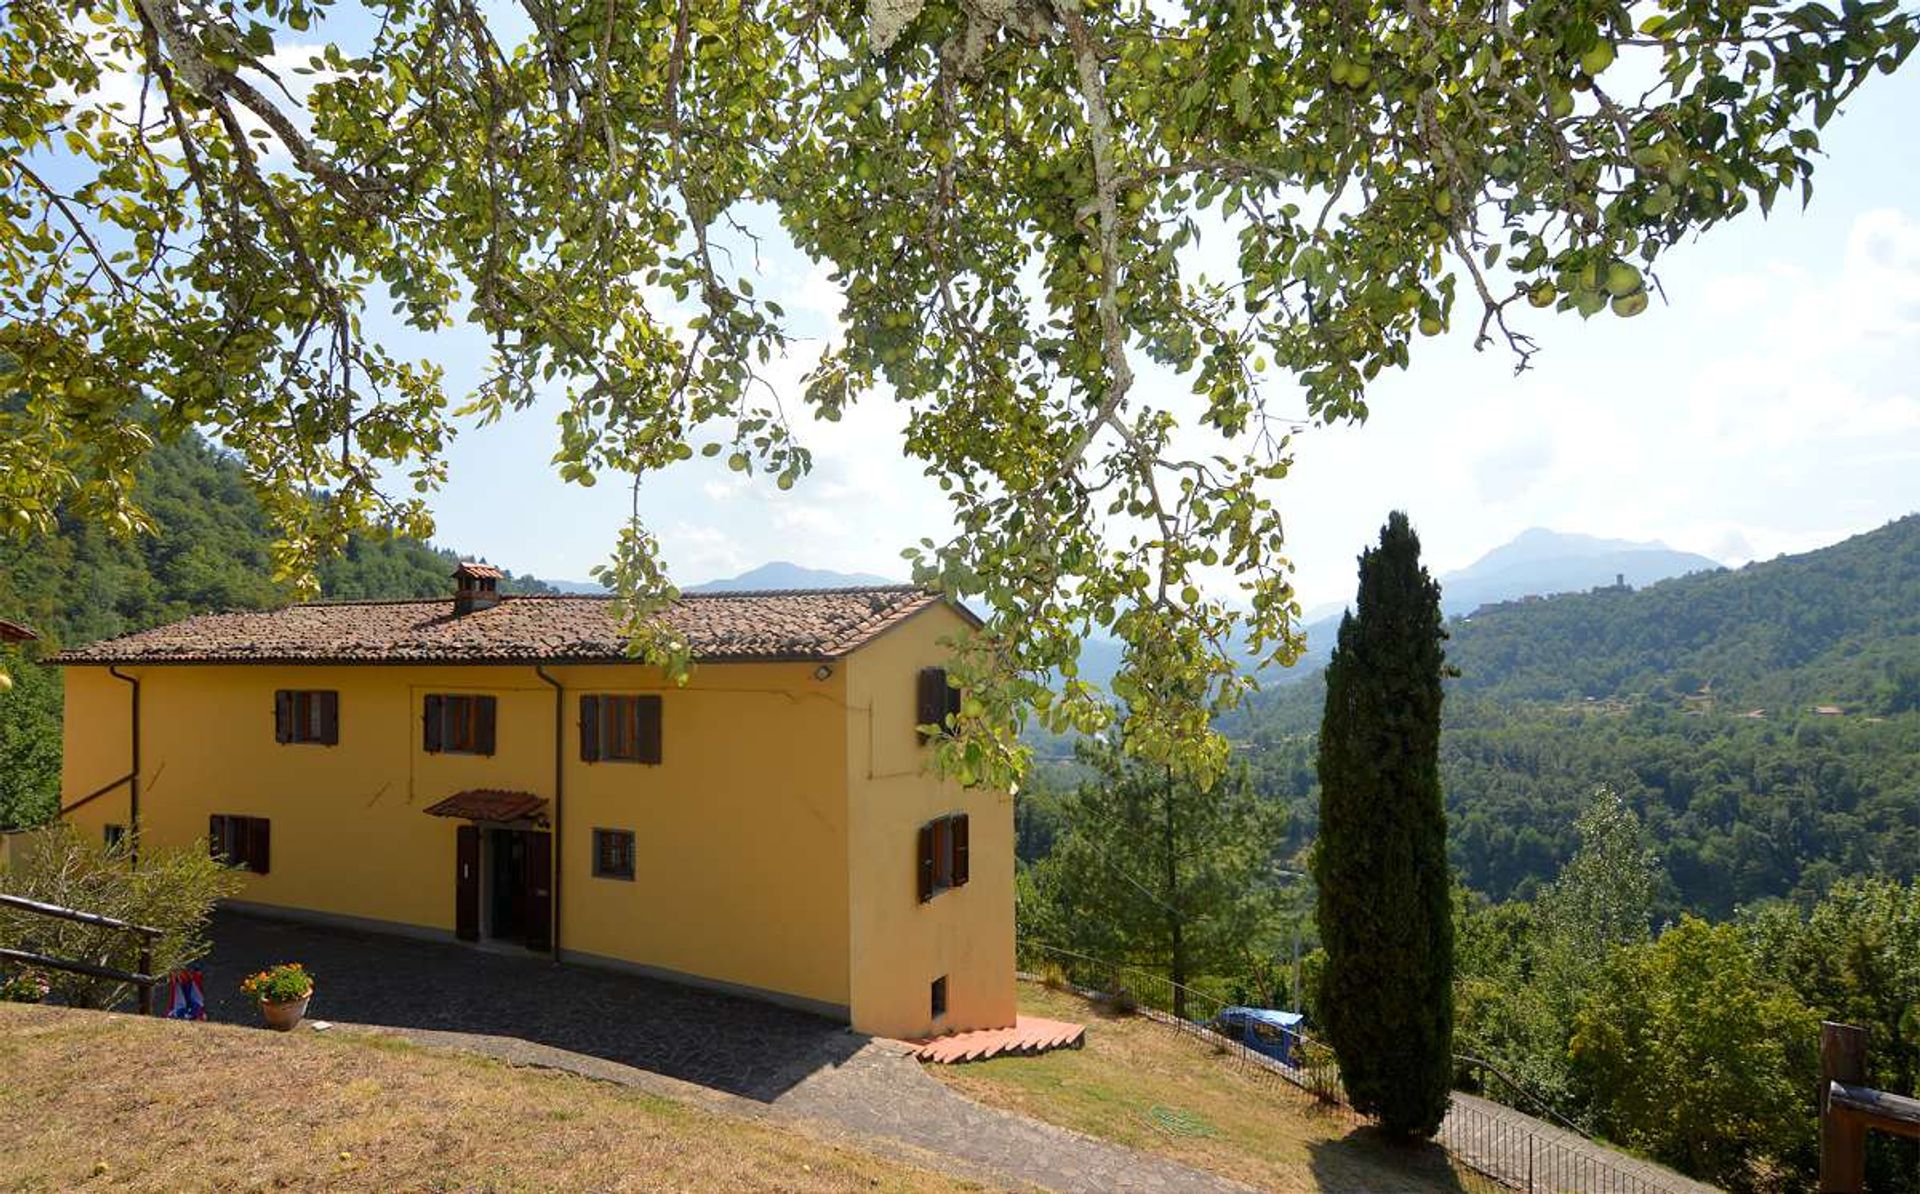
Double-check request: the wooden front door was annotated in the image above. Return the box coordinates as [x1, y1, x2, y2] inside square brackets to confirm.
[524, 833, 552, 953]
[455, 825, 480, 942]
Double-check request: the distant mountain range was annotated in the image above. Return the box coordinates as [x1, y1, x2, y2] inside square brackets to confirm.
[1069, 528, 1725, 690]
[685, 562, 896, 592]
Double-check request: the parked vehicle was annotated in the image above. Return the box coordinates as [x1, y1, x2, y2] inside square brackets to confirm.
[1212, 1006, 1305, 1066]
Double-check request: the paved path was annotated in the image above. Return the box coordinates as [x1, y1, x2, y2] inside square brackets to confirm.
[200, 910, 1251, 1193]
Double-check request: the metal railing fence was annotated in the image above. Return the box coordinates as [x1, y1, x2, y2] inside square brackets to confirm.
[1016, 939, 1703, 1194]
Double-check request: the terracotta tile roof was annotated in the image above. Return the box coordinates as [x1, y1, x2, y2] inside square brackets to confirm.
[453, 561, 505, 579]
[0, 618, 37, 642]
[423, 790, 549, 822]
[49, 586, 961, 666]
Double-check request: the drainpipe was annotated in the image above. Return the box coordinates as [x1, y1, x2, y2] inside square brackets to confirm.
[108, 666, 140, 869]
[534, 664, 563, 962]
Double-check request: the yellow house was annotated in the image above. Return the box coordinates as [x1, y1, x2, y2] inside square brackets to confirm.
[51, 565, 1015, 1039]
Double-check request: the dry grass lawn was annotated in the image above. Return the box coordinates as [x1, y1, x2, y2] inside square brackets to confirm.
[931, 984, 1481, 1194]
[0, 1003, 986, 1193]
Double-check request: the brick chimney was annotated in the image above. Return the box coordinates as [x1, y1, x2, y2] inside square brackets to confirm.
[452, 560, 505, 615]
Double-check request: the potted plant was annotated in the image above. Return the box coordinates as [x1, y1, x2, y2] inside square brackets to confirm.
[241, 963, 314, 1031]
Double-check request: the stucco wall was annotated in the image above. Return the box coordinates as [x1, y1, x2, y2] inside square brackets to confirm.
[843, 605, 1018, 1039]
[61, 659, 852, 1012]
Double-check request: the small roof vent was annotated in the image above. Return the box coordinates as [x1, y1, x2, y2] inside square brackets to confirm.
[453, 560, 504, 615]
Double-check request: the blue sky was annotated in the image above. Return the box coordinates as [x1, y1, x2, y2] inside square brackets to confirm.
[318, 53, 1920, 610]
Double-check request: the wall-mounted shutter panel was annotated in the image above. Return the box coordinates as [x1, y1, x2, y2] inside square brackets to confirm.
[319, 692, 340, 745]
[476, 696, 498, 755]
[274, 691, 293, 743]
[917, 668, 948, 741]
[247, 817, 270, 875]
[423, 694, 444, 752]
[209, 814, 227, 862]
[917, 822, 936, 903]
[579, 695, 601, 762]
[953, 814, 970, 887]
[637, 695, 663, 764]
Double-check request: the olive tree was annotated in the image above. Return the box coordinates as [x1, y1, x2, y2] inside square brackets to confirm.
[4, 0, 1913, 782]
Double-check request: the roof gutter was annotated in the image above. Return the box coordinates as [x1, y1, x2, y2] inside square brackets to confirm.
[534, 664, 564, 963]
[111, 666, 140, 869]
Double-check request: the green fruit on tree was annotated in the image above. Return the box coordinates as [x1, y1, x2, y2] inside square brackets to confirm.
[1528, 281, 1556, 308]
[1611, 289, 1649, 317]
[1347, 62, 1372, 87]
[1418, 314, 1444, 336]
[1580, 40, 1615, 76]
[0, 672, 13, 693]
[1605, 262, 1643, 297]
[1548, 88, 1574, 119]
[1331, 59, 1352, 85]
[1433, 190, 1454, 216]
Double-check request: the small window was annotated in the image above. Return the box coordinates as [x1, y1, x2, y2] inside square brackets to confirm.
[103, 824, 126, 849]
[916, 812, 971, 902]
[592, 828, 636, 880]
[275, 690, 339, 745]
[579, 695, 662, 764]
[916, 668, 964, 742]
[424, 694, 497, 756]
[208, 814, 270, 875]
[931, 975, 948, 1019]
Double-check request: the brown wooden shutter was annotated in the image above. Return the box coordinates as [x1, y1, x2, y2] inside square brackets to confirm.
[917, 822, 936, 903]
[953, 814, 970, 887]
[209, 814, 228, 862]
[637, 695, 663, 764]
[455, 825, 480, 942]
[319, 691, 340, 745]
[247, 817, 270, 875]
[423, 694, 444, 752]
[274, 691, 292, 743]
[579, 695, 601, 762]
[917, 668, 948, 741]
[476, 695, 498, 755]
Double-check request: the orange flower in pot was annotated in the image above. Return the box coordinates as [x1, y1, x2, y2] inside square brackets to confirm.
[241, 963, 314, 1032]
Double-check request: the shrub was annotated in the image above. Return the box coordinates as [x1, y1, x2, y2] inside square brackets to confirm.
[0, 968, 50, 1003]
[1035, 959, 1071, 991]
[0, 824, 242, 1008]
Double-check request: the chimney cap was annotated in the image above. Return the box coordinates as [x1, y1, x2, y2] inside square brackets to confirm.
[452, 560, 505, 580]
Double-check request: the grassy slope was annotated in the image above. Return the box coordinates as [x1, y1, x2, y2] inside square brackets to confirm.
[932, 986, 1476, 1194]
[0, 1004, 984, 1193]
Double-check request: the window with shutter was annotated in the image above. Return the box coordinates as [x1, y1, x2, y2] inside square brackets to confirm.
[209, 814, 269, 874]
[278, 691, 339, 745]
[581, 694, 663, 764]
[917, 812, 972, 901]
[916, 667, 965, 742]
[424, 694, 496, 755]
[592, 828, 636, 880]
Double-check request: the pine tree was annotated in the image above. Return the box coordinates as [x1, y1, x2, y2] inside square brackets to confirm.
[1313, 511, 1454, 1137]
[1023, 733, 1284, 1016]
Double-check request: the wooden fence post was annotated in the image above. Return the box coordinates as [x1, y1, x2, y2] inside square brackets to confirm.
[1819, 1021, 1867, 1194]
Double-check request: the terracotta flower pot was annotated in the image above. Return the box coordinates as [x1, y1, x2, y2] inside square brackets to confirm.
[259, 985, 313, 1032]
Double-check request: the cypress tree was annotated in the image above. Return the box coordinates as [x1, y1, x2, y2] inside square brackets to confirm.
[1312, 510, 1454, 1137]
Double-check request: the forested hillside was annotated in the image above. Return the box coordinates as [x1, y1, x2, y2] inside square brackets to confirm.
[1237, 516, 1920, 915]
[0, 433, 554, 829]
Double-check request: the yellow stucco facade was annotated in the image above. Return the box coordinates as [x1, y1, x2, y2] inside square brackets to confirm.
[59, 602, 1013, 1037]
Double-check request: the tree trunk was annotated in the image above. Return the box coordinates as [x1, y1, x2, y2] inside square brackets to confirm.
[1164, 765, 1186, 1019]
